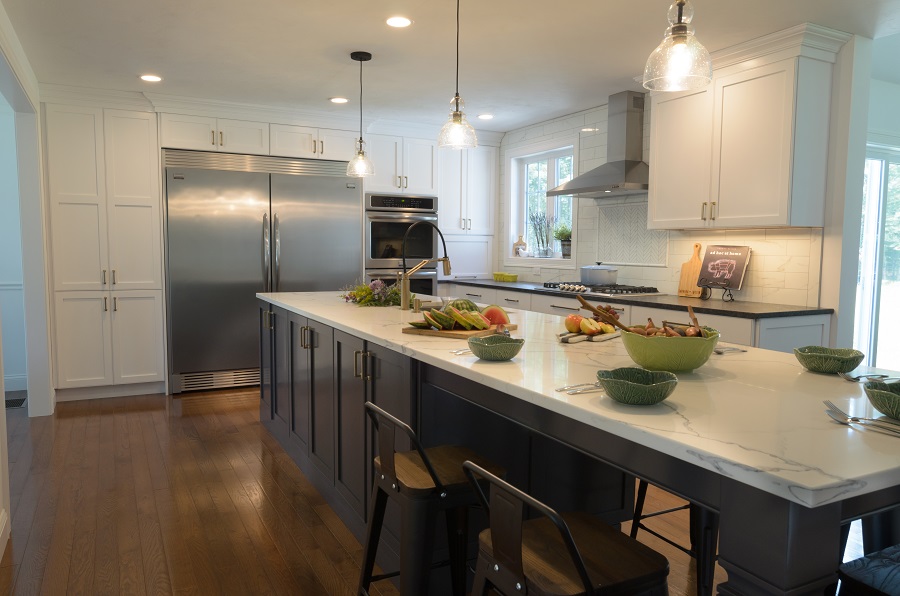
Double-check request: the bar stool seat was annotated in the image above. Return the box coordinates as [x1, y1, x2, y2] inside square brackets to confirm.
[465, 461, 669, 596]
[838, 543, 900, 595]
[358, 402, 504, 596]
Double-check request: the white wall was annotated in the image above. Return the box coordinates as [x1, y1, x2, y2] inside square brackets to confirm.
[868, 78, 900, 144]
[0, 96, 26, 391]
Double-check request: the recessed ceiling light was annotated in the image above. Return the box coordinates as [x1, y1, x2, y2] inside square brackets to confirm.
[386, 16, 412, 27]
[140, 74, 162, 82]
[477, 114, 494, 120]
[330, 97, 349, 104]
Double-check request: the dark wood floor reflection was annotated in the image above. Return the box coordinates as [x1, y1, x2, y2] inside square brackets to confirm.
[0, 389, 863, 595]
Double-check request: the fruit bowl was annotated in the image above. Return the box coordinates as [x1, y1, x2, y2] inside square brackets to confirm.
[619, 327, 719, 372]
[467, 335, 524, 361]
[596, 368, 678, 406]
[793, 346, 864, 374]
[863, 381, 900, 420]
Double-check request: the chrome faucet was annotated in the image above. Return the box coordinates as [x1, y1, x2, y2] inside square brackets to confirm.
[400, 221, 451, 310]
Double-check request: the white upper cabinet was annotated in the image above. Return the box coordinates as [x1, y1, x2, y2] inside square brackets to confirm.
[365, 134, 437, 195]
[438, 145, 497, 236]
[270, 124, 359, 162]
[648, 52, 832, 230]
[160, 113, 269, 155]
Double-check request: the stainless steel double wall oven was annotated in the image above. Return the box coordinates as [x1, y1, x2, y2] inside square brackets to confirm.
[364, 193, 439, 295]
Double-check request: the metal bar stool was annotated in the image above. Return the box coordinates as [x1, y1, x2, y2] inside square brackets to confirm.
[838, 543, 900, 595]
[357, 402, 504, 596]
[630, 479, 718, 596]
[464, 461, 669, 596]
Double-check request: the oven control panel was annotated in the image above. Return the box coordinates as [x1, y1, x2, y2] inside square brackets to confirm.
[366, 193, 437, 212]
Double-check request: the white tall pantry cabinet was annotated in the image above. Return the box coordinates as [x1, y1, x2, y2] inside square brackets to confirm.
[45, 105, 165, 389]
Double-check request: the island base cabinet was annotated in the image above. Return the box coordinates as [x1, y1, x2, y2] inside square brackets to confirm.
[334, 331, 369, 525]
[259, 303, 289, 439]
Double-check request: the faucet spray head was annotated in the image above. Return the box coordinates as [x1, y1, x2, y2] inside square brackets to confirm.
[442, 258, 452, 276]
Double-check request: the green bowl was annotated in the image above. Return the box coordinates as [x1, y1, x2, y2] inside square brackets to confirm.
[467, 335, 525, 361]
[619, 327, 720, 372]
[596, 368, 678, 406]
[863, 381, 900, 420]
[793, 346, 864, 374]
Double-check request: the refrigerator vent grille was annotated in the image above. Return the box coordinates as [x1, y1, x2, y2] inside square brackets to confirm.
[163, 150, 348, 177]
[173, 368, 260, 393]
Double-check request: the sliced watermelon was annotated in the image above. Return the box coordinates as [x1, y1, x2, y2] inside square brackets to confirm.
[422, 311, 443, 330]
[446, 306, 473, 330]
[481, 304, 510, 326]
[444, 298, 479, 312]
[408, 320, 432, 329]
[463, 310, 488, 330]
[430, 308, 456, 330]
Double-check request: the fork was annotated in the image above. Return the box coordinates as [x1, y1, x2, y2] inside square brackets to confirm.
[450, 348, 471, 355]
[837, 372, 890, 382]
[555, 382, 595, 392]
[823, 400, 900, 431]
[567, 383, 603, 395]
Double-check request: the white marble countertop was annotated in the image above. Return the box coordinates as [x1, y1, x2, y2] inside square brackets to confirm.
[258, 292, 900, 508]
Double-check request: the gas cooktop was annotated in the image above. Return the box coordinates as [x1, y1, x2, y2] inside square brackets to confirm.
[543, 282, 662, 297]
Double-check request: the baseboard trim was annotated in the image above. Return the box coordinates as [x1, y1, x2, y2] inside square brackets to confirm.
[55, 382, 166, 402]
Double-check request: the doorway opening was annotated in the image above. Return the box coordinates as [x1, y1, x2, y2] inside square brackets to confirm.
[854, 147, 900, 368]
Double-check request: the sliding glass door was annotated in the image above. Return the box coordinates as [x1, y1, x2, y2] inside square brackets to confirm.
[855, 149, 900, 368]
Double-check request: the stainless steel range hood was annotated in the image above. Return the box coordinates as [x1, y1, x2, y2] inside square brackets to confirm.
[547, 90, 649, 198]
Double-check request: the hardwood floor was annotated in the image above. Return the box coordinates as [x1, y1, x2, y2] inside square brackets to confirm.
[0, 389, 862, 595]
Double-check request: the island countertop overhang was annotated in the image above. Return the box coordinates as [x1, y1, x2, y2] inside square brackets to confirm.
[258, 291, 900, 508]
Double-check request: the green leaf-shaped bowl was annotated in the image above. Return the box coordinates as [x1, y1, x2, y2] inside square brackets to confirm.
[596, 368, 678, 406]
[620, 327, 719, 372]
[863, 381, 900, 420]
[793, 346, 864, 374]
[467, 335, 525, 361]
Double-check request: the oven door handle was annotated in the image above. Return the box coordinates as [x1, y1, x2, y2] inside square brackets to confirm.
[366, 213, 438, 223]
[366, 270, 437, 280]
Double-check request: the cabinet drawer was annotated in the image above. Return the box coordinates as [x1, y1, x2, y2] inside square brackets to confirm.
[496, 290, 531, 311]
[530, 294, 583, 317]
[454, 287, 497, 306]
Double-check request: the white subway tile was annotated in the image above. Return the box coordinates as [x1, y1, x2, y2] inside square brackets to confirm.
[784, 272, 809, 290]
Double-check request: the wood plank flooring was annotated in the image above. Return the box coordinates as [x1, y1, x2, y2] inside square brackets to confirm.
[0, 389, 862, 595]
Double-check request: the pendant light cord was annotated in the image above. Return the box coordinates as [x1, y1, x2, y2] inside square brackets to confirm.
[454, 0, 460, 110]
[358, 59, 364, 142]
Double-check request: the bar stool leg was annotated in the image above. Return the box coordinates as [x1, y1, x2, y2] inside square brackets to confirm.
[690, 504, 719, 596]
[399, 498, 437, 595]
[444, 506, 469, 596]
[630, 479, 649, 539]
[358, 485, 389, 595]
[470, 553, 490, 596]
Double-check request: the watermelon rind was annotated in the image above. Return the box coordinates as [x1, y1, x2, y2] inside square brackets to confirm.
[430, 309, 456, 330]
[481, 304, 510, 326]
[408, 320, 432, 329]
[446, 306, 473, 330]
[422, 311, 442, 330]
[444, 298, 479, 312]
[463, 310, 488, 330]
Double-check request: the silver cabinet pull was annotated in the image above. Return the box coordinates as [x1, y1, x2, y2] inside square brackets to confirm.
[111, 269, 117, 285]
[465, 293, 482, 298]
[710, 201, 717, 221]
[300, 326, 310, 349]
[262, 213, 270, 292]
[219, 131, 224, 146]
[504, 298, 519, 303]
[362, 351, 372, 381]
[103, 296, 108, 311]
[460, 218, 466, 230]
[700, 202, 707, 221]
[211, 130, 216, 146]
[396, 176, 402, 188]
[353, 350, 362, 378]
[454, 275, 477, 279]
[273, 213, 281, 291]
[550, 304, 579, 311]
[113, 297, 118, 311]
[403, 176, 409, 189]
[320, 140, 324, 155]
[467, 219, 472, 230]
[102, 269, 107, 285]
[610, 306, 625, 313]
[312, 139, 317, 154]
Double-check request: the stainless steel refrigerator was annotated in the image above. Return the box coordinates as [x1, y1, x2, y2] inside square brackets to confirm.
[164, 150, 362, 393]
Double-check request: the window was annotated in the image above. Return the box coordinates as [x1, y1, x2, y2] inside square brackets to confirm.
[509, 144, 575, 262]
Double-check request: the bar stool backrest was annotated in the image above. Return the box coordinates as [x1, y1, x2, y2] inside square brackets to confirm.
[463, 460, 595, 594]
[364, 401, 446, 494]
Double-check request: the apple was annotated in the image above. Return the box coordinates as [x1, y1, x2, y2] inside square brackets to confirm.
[598, 323, 615, 334]
[564, 314, 584, 333]
[580, 318, 602, 336]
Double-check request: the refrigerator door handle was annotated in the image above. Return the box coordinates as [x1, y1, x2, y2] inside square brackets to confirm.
[262, 212, 270, 292]
[273, 213, 281, 292]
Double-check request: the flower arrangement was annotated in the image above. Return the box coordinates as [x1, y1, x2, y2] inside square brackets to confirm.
[528, 212, 556, 257]
[341, 279, 403, 306]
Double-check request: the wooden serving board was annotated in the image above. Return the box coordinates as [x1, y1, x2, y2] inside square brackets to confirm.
[678, 242, 703, 297]
[401, 324, 518, 339]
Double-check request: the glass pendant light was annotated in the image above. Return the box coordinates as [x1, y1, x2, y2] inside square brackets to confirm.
[347, 51, 375, 177]
[642, 0, 712, 92]
[438, 0, 477, 149]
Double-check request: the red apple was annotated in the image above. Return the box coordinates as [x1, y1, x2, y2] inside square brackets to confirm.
[564, 314, 584, 333]
[580, 318, 602, 336]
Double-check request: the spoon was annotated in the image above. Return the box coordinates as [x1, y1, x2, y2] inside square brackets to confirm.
[825, 409, 900, 437]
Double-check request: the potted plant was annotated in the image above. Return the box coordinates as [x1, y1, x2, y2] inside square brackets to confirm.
[528, 212, 555, 258]
[554, 223, 572, 258]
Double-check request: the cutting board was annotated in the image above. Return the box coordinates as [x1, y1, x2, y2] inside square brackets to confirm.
[678, 243, 703, 297]
[401, 324, 518, 339]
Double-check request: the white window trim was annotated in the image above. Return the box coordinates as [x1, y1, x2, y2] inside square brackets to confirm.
[502, 135, 579, 270]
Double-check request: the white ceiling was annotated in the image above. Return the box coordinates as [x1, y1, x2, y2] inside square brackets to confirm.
[4, 0, 900, 132]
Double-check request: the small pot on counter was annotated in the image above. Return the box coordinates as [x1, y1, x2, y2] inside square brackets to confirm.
[580, 263, 618, 285]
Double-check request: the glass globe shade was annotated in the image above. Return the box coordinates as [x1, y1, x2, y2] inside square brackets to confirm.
[438, 96, 478, 149]
[346, 140, 375, 177]
[642, 29, 711, 92]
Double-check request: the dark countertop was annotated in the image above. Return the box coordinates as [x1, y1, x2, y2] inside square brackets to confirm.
[440, 279, 834, 319]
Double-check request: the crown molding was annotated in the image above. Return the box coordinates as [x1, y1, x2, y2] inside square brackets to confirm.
[38, 84, 154, 110]
[0, 2, 39, 112]
[368, 118, 503, 146]
[711, 23, 852, 71]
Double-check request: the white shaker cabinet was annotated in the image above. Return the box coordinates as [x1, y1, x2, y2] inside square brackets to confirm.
[270, 124, 359, 161]
[365, 134, 437, 195]
[648, 54, 832, 230]
[160, 113, 270, 155]
[439, 236, 493, 282]
[45, 105, 166, 390]
[438, 145, 497, 236]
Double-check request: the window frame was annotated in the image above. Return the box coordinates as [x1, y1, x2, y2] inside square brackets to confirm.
[503, 136, 578, 270]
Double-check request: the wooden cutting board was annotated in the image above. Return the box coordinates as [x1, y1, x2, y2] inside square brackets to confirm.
[401, 324, 518, 339]
[678, 243, 703, 297]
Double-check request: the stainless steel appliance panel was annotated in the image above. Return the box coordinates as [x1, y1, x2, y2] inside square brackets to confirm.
[271, 174, 363, 291]
[166, 168, 271, 375]
[364, 212, 438, 269]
